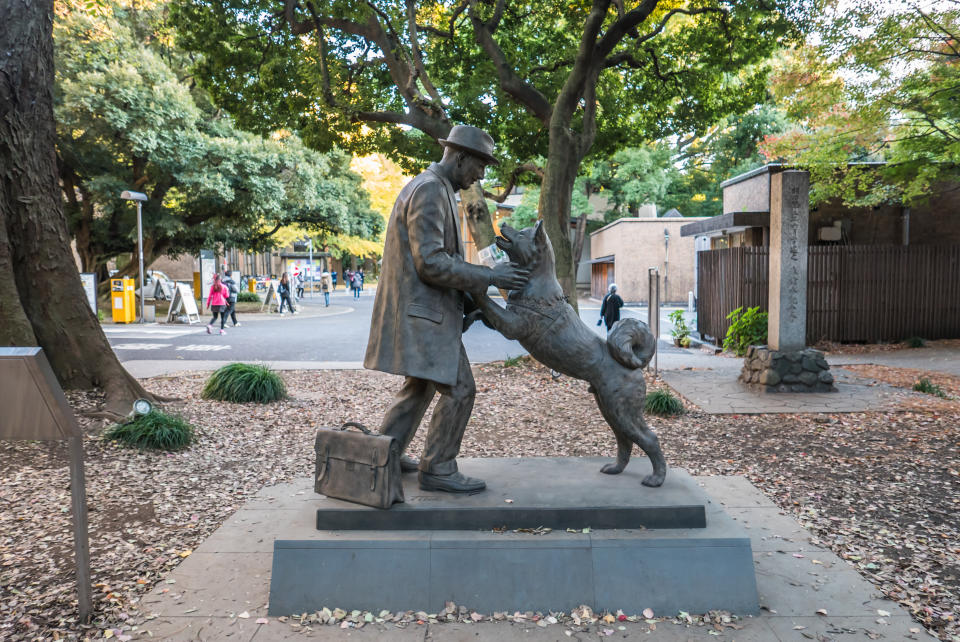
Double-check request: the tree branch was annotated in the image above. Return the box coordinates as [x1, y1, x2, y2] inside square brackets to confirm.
[416, 0, 470, 38]
[469, 0, 553, 125]
[593, 0, 658, 61]
[406, 0, 447, 115]
[602, 6, 729, 68]
[283, 0, 373, 38]
[483, 162, 544, 202]
[580, 66, 601, 158]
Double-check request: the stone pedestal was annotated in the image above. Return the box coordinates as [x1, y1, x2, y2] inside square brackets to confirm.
[267, 457, 759, 617]
[739, 345, 836, 393]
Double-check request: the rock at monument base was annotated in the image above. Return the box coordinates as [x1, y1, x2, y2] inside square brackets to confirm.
[738, 346, 837, 393]
[267, 457, 759, 617]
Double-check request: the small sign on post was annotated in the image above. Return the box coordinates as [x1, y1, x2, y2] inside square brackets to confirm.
[648, 267, 660, 377]
[80, 273, 97, 315]
[0, 348, 92, 623]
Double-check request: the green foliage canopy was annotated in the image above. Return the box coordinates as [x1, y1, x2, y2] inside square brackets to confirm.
[760, 2, 960, 206]
[170, 0, 806, 199]
[55, 0, 382, 275]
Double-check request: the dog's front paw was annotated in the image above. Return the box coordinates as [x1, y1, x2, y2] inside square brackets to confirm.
[462, 310, 485, 332]
[600, 462, 624, 475]
[641, 473, 665, 487]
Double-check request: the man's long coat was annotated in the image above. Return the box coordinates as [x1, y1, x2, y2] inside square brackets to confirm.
[364, 164, 490, 387]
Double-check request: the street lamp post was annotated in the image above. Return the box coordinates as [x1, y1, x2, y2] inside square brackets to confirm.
[121, 191, 148, 323]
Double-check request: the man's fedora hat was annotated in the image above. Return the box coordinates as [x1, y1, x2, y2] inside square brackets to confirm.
[438, 125, 500, 165]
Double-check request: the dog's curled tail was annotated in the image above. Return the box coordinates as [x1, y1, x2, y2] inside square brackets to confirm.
[606, 318, 657, 369]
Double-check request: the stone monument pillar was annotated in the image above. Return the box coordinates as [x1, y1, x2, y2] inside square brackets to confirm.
[739, 170, 835, 393]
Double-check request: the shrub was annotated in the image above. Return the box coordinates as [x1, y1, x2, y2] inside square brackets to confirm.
[668, 310, 691, 343]
[644, 389, 684, 416]
[913, 377, 947, 398]
[502, 355, 525, 368]
[202, 363, 288, 403]
[105, 411, 195, 451]
[904, 336, 926, 348]
[723, 306, 768, 356]
[236, 291, 260, 303]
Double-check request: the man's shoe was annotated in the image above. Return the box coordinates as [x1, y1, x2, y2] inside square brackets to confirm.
[419, 471, 486, 493]
[399, 455, 419, 473]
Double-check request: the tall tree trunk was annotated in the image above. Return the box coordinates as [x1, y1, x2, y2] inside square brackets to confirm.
[1, 0, 156, 419]
[460, 183, 495, 251]
[541, 128, 580, 308]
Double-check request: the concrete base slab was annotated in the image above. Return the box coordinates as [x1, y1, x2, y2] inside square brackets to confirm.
[315, 457, 705, 530]
[270, 458, 759, 617]
[133, 468, 923, 642]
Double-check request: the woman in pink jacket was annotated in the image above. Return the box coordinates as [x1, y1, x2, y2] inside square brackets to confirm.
[206, 273, 230, 335]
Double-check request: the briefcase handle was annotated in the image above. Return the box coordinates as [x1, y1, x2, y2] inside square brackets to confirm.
[340, 421, 373, 435]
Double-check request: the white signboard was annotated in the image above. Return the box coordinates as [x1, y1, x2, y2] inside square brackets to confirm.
[166, 283, 200, 324]
[79, 273, 97, 314]
[260, 281, 279, 312]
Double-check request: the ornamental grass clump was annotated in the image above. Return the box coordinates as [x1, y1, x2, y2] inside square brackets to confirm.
[202, 363, 287, 403]
[644, 389, 684, 416]
[105, 411, 195, 451]
[913, 377, 947, 398]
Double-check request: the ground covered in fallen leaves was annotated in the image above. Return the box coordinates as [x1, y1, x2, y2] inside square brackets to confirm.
[1, 358, 958, 640]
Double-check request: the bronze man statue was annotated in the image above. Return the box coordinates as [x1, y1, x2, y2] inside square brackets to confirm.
[364, 125, 529, 493]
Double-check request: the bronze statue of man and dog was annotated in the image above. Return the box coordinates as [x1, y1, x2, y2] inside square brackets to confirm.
[317, 125, 667, 508]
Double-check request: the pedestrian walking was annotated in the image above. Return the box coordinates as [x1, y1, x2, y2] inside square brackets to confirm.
[222, 270, 241, 327]
[358, 268, 365, 291]
[321, 271, 332, 307]
[206, 274, 230, 335]
[598, 283, 624, 332]
[351, 270, 363, 299]
[331, 270, 338, 290]
[295, 272, 305, 299]
[278, 272, 297, 315]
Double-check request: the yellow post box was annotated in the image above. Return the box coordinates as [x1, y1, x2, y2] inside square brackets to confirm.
[110, 278, 136, 323]
[248, 277, 256, 293]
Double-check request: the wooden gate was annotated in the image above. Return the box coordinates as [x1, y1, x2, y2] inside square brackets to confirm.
[591, 261, 614, 299]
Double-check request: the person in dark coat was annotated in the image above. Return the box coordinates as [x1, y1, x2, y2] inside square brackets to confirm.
[221, 270, 240, 327]
[598, 283, 624, 332]
[364, 125, 529, 493]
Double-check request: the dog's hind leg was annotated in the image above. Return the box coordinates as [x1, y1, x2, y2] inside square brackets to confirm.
[600, 430, 632, 475]
[622, 416, 667, 487]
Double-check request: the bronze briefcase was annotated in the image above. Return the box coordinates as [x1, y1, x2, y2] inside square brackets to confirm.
[314, 422, 404, 509]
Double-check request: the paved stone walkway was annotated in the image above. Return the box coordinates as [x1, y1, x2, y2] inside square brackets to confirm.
[134, 474, 916, 641]
[660, 366, 920, 415]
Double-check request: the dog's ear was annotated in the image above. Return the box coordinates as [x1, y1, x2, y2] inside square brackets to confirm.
[533, 219, 546, 244]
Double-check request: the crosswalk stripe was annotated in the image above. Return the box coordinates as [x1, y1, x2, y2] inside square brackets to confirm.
[113, 343, 173, 350]
[175, 345, 232, 351]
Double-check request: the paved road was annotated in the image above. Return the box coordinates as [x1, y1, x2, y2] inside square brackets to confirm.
[107, 288, 688, 367]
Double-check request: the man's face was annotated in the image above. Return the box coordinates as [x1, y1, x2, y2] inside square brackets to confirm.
[453, 153, 488, 190]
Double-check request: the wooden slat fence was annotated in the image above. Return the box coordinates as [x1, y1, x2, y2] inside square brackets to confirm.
[697, 247, 769, 345]
[697, 245, 960, 344]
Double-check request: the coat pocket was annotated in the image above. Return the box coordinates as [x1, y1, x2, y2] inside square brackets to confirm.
[407, 303, 443, 324]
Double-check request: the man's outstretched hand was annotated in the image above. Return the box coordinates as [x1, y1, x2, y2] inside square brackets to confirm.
[490, 262, 530, 290]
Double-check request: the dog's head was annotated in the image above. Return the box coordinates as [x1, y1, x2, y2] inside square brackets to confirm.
[495, 220, 550, 268]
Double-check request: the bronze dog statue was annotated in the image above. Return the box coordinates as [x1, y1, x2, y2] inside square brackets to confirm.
[469, 222, 667, 487]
